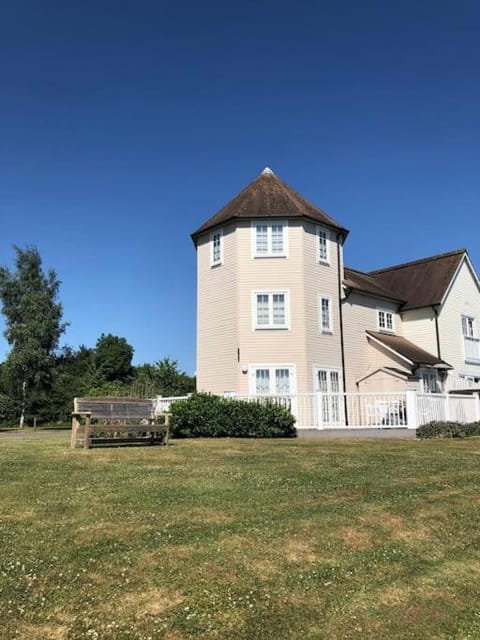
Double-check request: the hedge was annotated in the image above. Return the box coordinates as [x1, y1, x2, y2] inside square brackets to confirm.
[169, 393, 296, 438]
[416, 421, 480, 439]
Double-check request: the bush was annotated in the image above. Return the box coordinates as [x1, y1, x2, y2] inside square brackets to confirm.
[170, 393, 296, 438]
[416, 421, 480, 439]
[0, 394, 17, 424]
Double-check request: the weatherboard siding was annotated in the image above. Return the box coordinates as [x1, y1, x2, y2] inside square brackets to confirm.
[235, 220, 308, 394]
[342, 292, 404, 392]
[401, 307, 438, 357]
[439, 260, 480, 376]
[196, 225, 238, 394]
[303, 222, 343, 391]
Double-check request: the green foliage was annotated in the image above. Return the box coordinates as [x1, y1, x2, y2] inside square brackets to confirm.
[0, 247, 195, 425]
[87, 381, 132, 397]
[416, 421, 480, 439]
[0, 246, 67, 425]
[94, 333, 134, 382]
[170, 393, 296, 438]
[0, 393, 16, 422]
[134, 358, 196, 397]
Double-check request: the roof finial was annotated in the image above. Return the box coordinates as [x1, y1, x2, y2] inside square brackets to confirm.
[261, 166, 275, 176]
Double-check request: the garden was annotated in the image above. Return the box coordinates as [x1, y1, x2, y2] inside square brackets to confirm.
[1, 434, 480, 639]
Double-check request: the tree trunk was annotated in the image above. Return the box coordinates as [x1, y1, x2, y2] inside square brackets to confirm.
[19, 380, 26, 429]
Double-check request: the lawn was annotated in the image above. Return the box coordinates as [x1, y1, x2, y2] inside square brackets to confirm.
[1, 436, 480, 639]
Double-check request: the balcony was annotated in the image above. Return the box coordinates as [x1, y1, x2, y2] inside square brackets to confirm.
[464, 336, 480, 363]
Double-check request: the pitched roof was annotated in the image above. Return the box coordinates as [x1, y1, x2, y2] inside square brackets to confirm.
[192, 167, 348, 240]
[368, 249, 466, 311]
[366, 330, 451, 368]
[343, 267, 405, 303]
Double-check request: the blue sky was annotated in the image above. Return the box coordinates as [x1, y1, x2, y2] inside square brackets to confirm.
[1, 1, 479, 373]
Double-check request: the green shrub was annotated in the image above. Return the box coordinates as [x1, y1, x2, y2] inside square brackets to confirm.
[170, 393, 296, 438]
[416, 421, 480, 439]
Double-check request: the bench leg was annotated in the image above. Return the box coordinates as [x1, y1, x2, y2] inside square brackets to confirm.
[84, 421, 92, 449]
[71, 417, 79, 448]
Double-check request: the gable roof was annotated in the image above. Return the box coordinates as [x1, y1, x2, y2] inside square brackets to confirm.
[368, 249, 466, 311]
[343, 267, 405, 304]
[192, 167, 349, 240]
[366, 330, 452, 369]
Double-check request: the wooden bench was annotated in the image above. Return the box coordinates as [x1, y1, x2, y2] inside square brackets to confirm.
[71, 397, 169, 449]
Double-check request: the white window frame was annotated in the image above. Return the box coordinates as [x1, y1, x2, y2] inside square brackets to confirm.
[210, 229, 223, 267]
[319, 295, 333, 333]
[316, 226, 330, 265]
[461, 315, 480, 363]
[251, 220, 288, 258]
[461, 315, 476, 339]
[313, 366, 344, 426]
[313, 367, 343, 393]
[249, 364, 296, 396]
[420, 369, 439, 394]
[458, 374, 480, 388]
[252, 290, 290, 330]
[377, 308, 395, 333]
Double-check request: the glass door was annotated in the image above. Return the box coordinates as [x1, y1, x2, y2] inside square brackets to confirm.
[315, 369, 343, 426]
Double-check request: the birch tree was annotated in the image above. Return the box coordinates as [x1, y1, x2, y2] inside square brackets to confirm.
[0, 246, 67, 427]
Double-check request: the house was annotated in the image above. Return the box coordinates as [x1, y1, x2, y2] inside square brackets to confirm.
[191, 168, 480, 401]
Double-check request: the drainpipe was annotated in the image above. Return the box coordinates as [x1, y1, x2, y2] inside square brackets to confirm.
[337, 233, 349, 425]
[432, 305, 446, 391]
[432, 305, 442, 359]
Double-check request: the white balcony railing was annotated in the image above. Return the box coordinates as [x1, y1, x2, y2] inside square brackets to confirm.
[464, 336, 480, 362]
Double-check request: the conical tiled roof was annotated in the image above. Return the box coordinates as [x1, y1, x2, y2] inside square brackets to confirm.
[192, 168, 348, 240]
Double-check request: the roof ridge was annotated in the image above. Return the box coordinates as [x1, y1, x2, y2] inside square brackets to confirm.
[369, 248, 466, 275]
[192, 168, 349, 240]
[344, 266, 370, 275]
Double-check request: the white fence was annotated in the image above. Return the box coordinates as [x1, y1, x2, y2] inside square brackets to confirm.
[154, 391, 480, 430]
[417, 393, 480, 426]
[155, 395, 191, 413]
[237, 392, 409, 429]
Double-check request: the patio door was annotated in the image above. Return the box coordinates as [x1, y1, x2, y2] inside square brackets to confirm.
[315, 369, 344, 426]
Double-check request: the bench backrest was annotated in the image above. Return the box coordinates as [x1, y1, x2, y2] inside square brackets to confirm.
[74, 397, 155, 420]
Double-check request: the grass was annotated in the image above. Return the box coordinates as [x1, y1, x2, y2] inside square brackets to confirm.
[1, 436, 480, 639]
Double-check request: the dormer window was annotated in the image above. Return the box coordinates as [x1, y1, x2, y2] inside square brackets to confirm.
[252, 221, 287, 258]
[378, 309, 394, 332]
[210, 229, 223, 267]
[317, 226, 330, 264]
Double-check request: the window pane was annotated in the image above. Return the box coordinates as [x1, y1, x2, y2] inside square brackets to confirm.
[318, 230, 328, 261]
[386, 313, 393, 331]
[330, 371, 340, 392]
[317, 370, 328, 392]
[212, 233, 221, 262]
[462, 316, 475, 338]
[256, 225, 268, 254]
[378, 311, 385, 329]
[255, 369, 270, 394]
[422, 372, 437, 394]
[321, 298, 330, 330]
[272, 294, 285, 325]
[275, 369, 290, 394]
[271, 225, 284, 254]
[256, 294, 270, 325]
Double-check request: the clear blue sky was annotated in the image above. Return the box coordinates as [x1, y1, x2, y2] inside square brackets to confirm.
[1, 1, 479, 373]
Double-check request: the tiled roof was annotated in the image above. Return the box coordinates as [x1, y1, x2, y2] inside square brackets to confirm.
[366, 330, 451, 368]
[368, 249, 466, 311]
[343, 267, 405, 303]
[192, 167, 348, 239]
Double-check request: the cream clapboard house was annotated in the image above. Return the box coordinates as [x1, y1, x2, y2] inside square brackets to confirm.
[192, 168, 480, 403]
